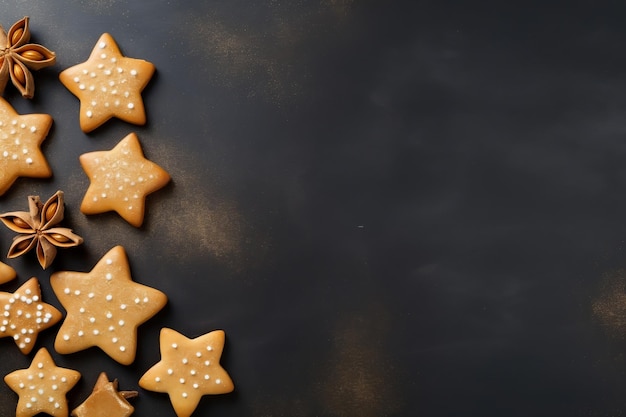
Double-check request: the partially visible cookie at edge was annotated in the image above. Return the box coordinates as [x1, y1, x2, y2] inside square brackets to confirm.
[0, 260, 16, 284]
[71, 372, 137, 417]
[0, 277, 62, 354]
[0, 96, 52, 195]
[59, 33, 154, 133]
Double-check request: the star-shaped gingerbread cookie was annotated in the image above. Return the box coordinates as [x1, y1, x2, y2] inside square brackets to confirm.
[59, 33, 155, 132]
[50, 245, 167, 365]
[71, 372, 137, 417]
[79, 132, 170, 227]
[4, 347, 81, 417]
[0, 277, 62, 354]
[0, 96, 52, 195]
[139, 328, 234, 417]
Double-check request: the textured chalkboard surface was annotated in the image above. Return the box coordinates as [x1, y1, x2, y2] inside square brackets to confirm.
[2, 1, 626, 416]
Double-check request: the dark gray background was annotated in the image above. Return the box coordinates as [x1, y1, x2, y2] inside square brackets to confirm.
[0, 0, 624, 416]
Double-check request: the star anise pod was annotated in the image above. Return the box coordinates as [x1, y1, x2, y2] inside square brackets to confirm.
[0, 17, 56, 99]
[0, 190, 83, 269]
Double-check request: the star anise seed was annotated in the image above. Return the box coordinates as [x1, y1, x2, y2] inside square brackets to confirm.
[0, 17, 56, 98]
[0, 190, 83, 269]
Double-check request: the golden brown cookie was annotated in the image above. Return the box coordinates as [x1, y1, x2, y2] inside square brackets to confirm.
[4, 347, 81, 417]
[0, 277, 62, 354]
[59, 33, 154, 132]
[79, 132, 170, 227]
[0, 96, 52, 195]
[139, 328, 234, 417]
[0, 260, 16, 284]
[50, 245, 167, 365]
[71, 372, 137, 417]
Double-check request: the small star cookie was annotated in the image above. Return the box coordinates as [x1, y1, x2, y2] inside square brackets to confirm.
[71, 372, 137, 417]
[4, 347, 81, 417]
[79, 132, 170, 227]
[0, 96, 52, 195]
[0, 277, 62, 354]
[59, 33, 155, 132]
[139, 328, 234, 417]
[50, 245, 167, 365]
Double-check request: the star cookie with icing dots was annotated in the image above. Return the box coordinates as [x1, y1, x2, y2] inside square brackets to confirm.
[71, 372, 137, 417]
[0, 277, 62, 354]
[50, 245, 167, 365]
[79, 132, 170, 227]
[0, 96, 52, 195]
[4, 347, 81, 417]
[59, 33, 155, 133]
[139, 328, 234, 417]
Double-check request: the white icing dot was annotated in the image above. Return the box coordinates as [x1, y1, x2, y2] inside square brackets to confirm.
[128, 103, 134, 109]
[106, 294, 113, 301]
[130, 69, 137, 76]
[63, 334, 69, 341]
[86, 110, 93, 118]
[167, 369, 173, 375]
[171, 343, 178, 349]
[179, 378, 185, 384]
[99, 41, 106, 49]
[155, 376, 161, 382]
[119, 346, 126, 352]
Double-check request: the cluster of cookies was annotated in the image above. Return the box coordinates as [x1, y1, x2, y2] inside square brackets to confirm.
[0, 17, 233, 417]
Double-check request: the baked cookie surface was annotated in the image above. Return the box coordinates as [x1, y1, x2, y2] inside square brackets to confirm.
[59, 33, 154, 132]
[71, 372, 137, 417]
[4, 347, 80, 417]
[0, 277, 62, 354]
[0, 97, 52, 195]
[79, 132, 170, 227]
[139, 328, 234, 417]
[50, 245, 167, 365]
